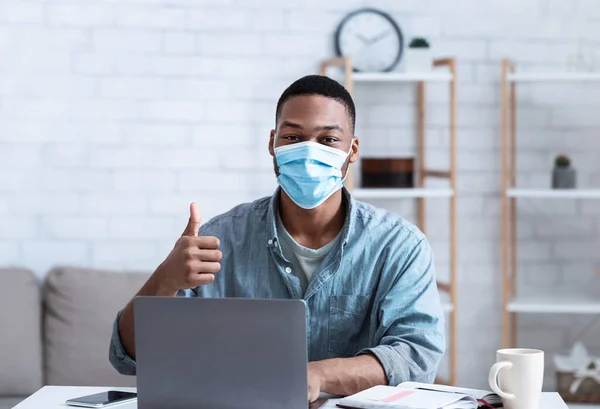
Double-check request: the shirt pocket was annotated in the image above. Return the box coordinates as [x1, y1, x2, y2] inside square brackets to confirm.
[328, 295, 372, 357]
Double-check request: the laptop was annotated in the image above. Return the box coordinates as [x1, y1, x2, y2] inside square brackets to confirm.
[133, 297, 308, 409]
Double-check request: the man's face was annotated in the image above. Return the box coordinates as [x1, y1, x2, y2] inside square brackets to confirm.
[269, 95, 359, 176]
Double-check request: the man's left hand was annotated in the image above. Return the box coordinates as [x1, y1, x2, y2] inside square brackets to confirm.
[308, 362, 324, 403]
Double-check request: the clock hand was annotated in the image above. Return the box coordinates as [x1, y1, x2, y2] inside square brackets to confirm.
[355, 33, 370, 44]
[368, 29, 392, 44]
[355, 29, 393, 58]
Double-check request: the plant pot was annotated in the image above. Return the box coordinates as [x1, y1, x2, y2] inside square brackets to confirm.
[557, 371, 600, 403]
[404, 47, 432, 72]
[552, 167, 576, 189]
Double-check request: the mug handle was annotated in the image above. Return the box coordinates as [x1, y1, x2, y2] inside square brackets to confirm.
[488, 361, 516, 400]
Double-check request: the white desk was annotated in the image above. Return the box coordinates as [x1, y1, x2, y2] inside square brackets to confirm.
[13, 385, 571, 409]
[13, 387, 137, 409]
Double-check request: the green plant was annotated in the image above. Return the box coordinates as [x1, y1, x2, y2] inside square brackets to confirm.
[555, 154, 571, 168]
[409, 38, 430, 48]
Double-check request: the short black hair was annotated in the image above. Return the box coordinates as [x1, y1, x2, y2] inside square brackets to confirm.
[275, 75, 356, 132]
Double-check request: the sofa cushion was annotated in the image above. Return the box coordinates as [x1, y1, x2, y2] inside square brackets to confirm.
[44, 267, 150, 387]
[0, 268, 43, 396]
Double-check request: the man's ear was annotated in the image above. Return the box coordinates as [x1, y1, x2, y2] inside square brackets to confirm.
[269, 130, 276, 157]
[349, 137, 359, 164]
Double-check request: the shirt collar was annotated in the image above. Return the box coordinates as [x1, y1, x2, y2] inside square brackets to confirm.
[265, 187, 356, 252]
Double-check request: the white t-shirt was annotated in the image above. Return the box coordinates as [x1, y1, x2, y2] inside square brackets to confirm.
[276, 213, 342, 294]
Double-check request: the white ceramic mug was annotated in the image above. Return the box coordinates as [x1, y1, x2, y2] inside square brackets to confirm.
[488, 348, 544, 409]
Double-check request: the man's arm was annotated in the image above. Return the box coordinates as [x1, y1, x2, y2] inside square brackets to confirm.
[109, 275, 181, 376]
[115, 273, 180, 361]
[308, 236, 445, 400]
[109, 203, 222, 374]
[357, 237, 445, 385]
[308, 355, 386, 401]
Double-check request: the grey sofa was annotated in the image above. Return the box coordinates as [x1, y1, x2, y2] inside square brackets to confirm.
[0, 267, 149, 409]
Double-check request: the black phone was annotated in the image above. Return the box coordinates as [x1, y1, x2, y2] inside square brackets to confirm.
[65, 391, 137, 408]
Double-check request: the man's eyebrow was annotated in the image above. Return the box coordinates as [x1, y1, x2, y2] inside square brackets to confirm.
[281, 121, 303, 129]
[314, 124, 343, 132]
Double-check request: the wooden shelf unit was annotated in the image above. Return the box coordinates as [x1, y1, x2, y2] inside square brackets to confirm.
[320, 56, 458, 386]
[500, 59, 600, 348]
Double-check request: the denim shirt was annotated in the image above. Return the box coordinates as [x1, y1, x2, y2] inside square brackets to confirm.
[109, 188, 445, 385]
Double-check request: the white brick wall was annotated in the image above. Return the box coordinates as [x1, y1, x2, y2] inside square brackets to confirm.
[1, 0, 600, 390]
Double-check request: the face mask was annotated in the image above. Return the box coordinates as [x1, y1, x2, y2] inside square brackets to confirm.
[274, 140, 353, 209]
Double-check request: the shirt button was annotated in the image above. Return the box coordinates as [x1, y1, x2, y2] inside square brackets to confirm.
[285, 267, 292, 274]
[268, 239, 273, 245]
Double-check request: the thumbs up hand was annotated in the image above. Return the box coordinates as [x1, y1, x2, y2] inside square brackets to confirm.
[154, 202, 222, 293]
[182, 202, 202, 237]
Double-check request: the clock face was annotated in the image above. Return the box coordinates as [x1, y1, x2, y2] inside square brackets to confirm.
[335, 9, 403, 72]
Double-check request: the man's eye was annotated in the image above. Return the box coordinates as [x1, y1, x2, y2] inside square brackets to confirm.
[323, 137, 337, 143]
[284, 135, 299, 141]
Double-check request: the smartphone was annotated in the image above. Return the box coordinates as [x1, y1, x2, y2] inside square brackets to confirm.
[66, 391, 137, 408]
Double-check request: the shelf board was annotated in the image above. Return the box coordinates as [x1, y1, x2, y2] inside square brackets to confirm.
[352, 188, 454, 199]
[353, 71, 453, 82]
[508, 296, 600, 314]
[508, 72, 600, 82]
[507, 188, 600, 199]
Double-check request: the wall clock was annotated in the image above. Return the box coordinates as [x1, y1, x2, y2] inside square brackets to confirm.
[335, 8, 403, 72]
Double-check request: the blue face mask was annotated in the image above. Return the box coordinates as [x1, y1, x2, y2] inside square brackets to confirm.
[274, 141, 353, 209]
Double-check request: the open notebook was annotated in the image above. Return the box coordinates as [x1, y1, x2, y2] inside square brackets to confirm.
[336, 382, 502, 409]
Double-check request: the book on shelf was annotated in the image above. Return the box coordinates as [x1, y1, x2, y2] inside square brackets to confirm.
[335, 382, 502, 409]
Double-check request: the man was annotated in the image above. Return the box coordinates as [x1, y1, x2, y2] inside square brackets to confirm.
[109, 75, 445, 402]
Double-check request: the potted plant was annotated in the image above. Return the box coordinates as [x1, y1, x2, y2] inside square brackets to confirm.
[405, 37, 432, 72]
[552, 154, 577, 189]
[555, 342, 600, 403]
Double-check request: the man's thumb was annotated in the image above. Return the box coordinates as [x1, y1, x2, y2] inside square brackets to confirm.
[182, 202, 201, 237]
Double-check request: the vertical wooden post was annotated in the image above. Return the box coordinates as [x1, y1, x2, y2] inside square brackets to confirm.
[344, 58, 355, 191]
[448, 59, 458, 387]
[344, 57, 354, 97]
[320, 57, 355, 191]
[509, 69, 518, 348]
[417, 82, 426, 233]
[431, 57, 458, 386]
[501, 59, 511, 348]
